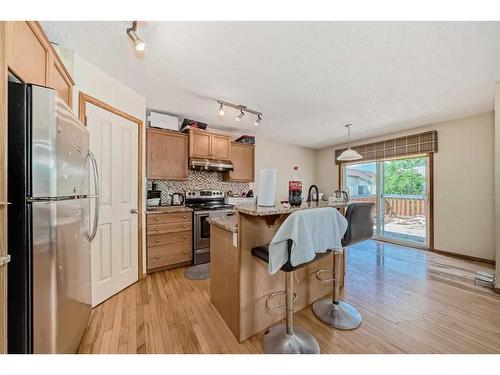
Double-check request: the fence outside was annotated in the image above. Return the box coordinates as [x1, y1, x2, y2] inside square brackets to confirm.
[352, 194, 426, 218]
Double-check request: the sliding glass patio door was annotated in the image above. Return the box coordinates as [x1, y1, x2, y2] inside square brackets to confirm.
[343, 156, 431, 248]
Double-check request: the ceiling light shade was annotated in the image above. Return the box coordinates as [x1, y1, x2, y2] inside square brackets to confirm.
[127, 21, 145, 52]
[337, 123, 362, 161]
[218, 103, 225, 116]
[254, 114, 262, 126]
[337, 148, 363, 161]
[236, 110, 244, 122]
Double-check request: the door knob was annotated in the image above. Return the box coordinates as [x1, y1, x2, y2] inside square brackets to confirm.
[130, 208, 139, 214]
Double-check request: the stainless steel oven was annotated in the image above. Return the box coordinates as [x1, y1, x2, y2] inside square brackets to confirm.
[186, 190, 235, 265]
[193, 209, 235, 264]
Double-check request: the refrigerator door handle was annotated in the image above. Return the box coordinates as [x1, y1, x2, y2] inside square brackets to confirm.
[87, 150, 100, 242]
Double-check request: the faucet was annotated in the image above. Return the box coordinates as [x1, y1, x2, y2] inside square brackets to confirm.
[307, 185, 319, 203]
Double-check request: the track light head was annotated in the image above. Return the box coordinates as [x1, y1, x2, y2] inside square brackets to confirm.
[218, 103, 225, 116]
[236, 110, 245, 122]
[254, 114, 262, 126]
[127, 21, 145, 52]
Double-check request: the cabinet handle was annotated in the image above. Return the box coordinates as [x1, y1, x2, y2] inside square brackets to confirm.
[183, 215, 187, 219]
[155, 239, 160, 243]
[154, 217, 159, 221]
[183, 236, 187, 240]
[183, 251, 187, 254]
[155, 255, 160, 260]
[183, 225, 187, 229]
[155, 228, 160, 232]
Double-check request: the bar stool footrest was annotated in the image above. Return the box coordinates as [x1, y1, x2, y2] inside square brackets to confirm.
[315, 268, 335, 282]
[265, 290, 297, 311]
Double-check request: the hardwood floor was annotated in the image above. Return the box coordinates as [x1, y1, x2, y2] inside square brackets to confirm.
[78, 240, 500, 354]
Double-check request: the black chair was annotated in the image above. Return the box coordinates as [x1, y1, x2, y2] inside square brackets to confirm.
[251, 239, 330, 354]
[312, 202, 375, 330]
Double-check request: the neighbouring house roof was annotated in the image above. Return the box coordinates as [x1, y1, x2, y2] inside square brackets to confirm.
[348, 169, 375, 183]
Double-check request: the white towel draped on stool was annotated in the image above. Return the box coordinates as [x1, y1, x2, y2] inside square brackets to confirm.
[267, 207, 348, 274]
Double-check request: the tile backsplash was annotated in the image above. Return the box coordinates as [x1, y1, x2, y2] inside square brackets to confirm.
[147, 170, 250, 205]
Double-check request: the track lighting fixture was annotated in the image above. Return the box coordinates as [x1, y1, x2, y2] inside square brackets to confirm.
[216, 100, 263, 126]
[254, 114, 262, 126]
[236, 110, 245, 122]
[127, 21, 145, 52]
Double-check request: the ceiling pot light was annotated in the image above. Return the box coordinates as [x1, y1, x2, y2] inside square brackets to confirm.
[218, 103, 225, 116]
[236, 110, 244, 122]
[127, 21, 145, 52]
[337, 124, 362, 161]
[254, 114, 262, 126]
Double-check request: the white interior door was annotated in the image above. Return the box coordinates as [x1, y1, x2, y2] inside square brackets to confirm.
[86, 103, 139, 307]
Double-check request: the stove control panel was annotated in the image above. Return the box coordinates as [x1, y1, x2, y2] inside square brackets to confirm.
[186, 190, 224, 199]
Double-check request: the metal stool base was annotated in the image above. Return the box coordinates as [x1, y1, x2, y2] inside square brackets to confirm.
[262, 323, 320, 354]
[312, 299, 362, 330]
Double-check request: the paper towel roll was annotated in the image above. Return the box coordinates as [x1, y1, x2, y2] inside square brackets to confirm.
[257, 168, 277, 207]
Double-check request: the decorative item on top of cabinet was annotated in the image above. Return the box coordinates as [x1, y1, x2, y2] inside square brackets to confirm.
[147, 212, 192, 272]
[226, 142, 255, 182]
[5, 21, 74, 106]
[147, 128, 188, 180]
[188, 129, 231, 161]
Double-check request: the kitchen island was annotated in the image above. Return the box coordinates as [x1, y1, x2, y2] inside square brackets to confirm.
[209, 201, 350, 342]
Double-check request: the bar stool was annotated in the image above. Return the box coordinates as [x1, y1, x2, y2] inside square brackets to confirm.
[312, 202, 375, 330]
[251, 240, 330, 354]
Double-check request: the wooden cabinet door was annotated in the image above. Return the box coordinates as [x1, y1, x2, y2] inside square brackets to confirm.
[211, 134, 231, 161]
[228, 143, 255, 182]
[147, 129, 188, 180]
[48, 58, 72, 106]
[6, 21, 49, 85]
[189, 130, 212, 158]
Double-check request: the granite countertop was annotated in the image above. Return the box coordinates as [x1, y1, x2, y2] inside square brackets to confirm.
[146, 206, 193, 214]
[235, 201, 351, 216]
[207, 215, 238, 233]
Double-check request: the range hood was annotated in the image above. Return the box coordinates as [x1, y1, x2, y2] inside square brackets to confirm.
[189, 157, 234, 172]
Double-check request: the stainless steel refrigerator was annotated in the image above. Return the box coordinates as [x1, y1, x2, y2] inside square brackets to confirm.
[7, 82, 100, 353]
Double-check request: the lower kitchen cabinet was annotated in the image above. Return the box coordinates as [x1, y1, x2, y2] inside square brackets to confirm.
[146, 212, 193, 272]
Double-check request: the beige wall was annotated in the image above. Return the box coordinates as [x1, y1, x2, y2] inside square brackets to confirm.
[57, 49, 149, 274]
[316, 112, 495, 261]
[250, 137, 317, 203]
[495, 83, 500, 280]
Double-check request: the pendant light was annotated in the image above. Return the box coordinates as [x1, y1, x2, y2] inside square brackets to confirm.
[336, 124, 362, 161]
[218, 103, 225, 116]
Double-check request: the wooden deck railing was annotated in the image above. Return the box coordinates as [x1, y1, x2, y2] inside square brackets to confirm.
[352, 195, 426, 218]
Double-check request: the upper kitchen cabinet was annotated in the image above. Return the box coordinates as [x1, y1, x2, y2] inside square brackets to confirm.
[48, 57, 73, 106]
[211, 134, 231, 160]
[189, 129, 231, 161]
[227, 142, 255, 182]
[147, 128, 189, 180]
[5, 21, 74, 106]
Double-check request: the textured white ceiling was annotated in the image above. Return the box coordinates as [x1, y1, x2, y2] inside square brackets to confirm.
[41, 21, 500, 149]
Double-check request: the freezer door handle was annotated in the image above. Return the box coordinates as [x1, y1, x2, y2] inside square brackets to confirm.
[0, 254, 11, 267]
[87, 150, 100, 242]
